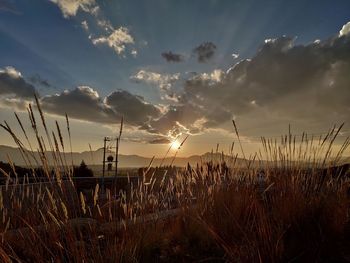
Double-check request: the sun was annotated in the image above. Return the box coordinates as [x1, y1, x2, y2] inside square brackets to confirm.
[171, 140, 181, 150]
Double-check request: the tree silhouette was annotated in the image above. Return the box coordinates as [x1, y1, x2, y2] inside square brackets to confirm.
[73, 160, 94, 178]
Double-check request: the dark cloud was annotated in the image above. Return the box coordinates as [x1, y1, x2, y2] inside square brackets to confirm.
[41, 87, 162, 128]
[0, 67, 166, 139]
[104, 90, 161, 125]
[137, 24, 350, 137]
[161, 51, 184, 62]
[193, 42, 217, 63]
[145, 104, 205, 137]
[171, 29, 350, 134]
[0, 67, 36, 98]
[41, 86, 117, 123]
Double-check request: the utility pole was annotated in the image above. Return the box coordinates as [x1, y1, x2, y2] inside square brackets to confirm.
[102, 137, 108, 193]
[101, 117, 123, 195]
[101, 136, 119, 193]
[115, 138, 119, 178]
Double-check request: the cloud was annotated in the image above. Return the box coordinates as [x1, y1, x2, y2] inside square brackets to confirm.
[130, 70, 180, 91]
[96, 19, 113, 31]
[193, 69, 224, 83]
[50, 0, 96, 18]
[339, 21, 350, 37]
[0, 98, 29, 111]
[121, 130, 171, 144]
[0, 66, 166, 139]
[143, 104, 207, 138]
[81, 20, 89, 31]
[168, 24, 350, 135]
[162, 93, 180, 103]
[131, 49, 138, 57]
[50, 0, 138, 57]
[148, 137, 171, 144]
[40, 86, 163, 128]
[132, 21, 350, 138]
[4, 21, 350, 142]
[232, 53, 239, 59]
[0, 67, 36, 99]
[41, 86, 117, 123]
[104, 90, 161, 126]
[161, 51, 184, 62]
[193, 42, 217, 63]
[0, 66, 172, 140]
[92, 27, 134, 55]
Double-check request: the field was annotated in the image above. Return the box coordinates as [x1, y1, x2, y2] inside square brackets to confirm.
[0, 101, 350, 262]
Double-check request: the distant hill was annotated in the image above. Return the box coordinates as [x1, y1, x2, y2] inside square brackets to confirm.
[0, 145, 244, 168]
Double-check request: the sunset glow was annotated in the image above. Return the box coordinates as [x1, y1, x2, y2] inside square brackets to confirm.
[171, 140, 181, 151]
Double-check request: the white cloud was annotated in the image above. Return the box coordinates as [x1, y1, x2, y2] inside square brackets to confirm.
[0, 66, 22, 78]
[131, 49, 138, 57]
[232, 53, 239, 59]
[197, 69, 224, 83]
[339, 21, 350, 37]
[130, 70, 180, 91]
[51, 0, 138, 57]
[162, 93, 179, 103]
[50, 0, 96, 18]
[81, 20, 89, 31]
[92, 27, 134, 55]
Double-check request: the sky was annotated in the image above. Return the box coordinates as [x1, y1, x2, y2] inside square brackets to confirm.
[1, 0, 350, 157]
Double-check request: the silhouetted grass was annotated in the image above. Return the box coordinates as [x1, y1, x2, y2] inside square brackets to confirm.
[0, 99, 349, 262]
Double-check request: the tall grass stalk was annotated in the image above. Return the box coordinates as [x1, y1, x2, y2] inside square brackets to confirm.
[0, 103, 349, 262]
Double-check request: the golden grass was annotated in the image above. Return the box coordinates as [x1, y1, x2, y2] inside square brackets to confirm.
[0, 100, 349, 262]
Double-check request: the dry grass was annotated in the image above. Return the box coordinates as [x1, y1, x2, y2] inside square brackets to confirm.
[0, 100, 350, 262]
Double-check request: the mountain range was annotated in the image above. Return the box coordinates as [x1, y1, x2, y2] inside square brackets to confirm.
[0, 145, 238, 168]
